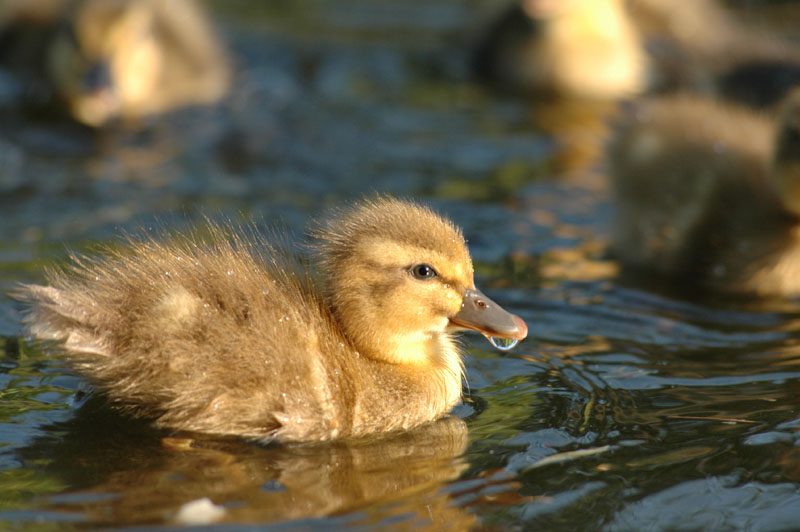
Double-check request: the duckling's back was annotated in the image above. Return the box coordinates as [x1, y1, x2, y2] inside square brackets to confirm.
[16, 227, 359, 442]
[629, 0, 800, 107]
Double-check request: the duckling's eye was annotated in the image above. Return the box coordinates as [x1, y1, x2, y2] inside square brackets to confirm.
[410, 264, 437, 281]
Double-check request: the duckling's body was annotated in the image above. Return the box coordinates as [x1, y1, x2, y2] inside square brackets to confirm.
[474, 0, 648, 99]
[15, 199, 526, 442]
[608, 92, 800, 295]
[0, 0, 230, 126]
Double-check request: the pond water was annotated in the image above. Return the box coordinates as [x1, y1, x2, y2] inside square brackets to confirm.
[2, 1, 800, 530]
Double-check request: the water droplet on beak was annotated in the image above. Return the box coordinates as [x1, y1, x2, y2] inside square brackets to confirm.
[485, 335, 519, 351]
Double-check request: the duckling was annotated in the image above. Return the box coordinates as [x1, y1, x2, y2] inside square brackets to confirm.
[472, 0, 650, 99]
[13, 198, 527, 443]
[608, 90, 800, 295]
[0, 0, 230, 126]
[474, 0, 800, 107]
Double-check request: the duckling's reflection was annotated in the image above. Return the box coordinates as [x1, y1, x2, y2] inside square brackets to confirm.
[527, 96, 619, 179]
[19, 398, 478, 529]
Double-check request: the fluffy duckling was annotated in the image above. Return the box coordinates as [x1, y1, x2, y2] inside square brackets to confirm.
[472, 0, 650, 99]
[0, 0, 230, 126]
[474, 0, 800, 107]
[608, 90, 800, 295]
[14, 198, 527, 443]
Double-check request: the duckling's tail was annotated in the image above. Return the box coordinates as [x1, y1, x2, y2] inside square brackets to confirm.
[12, 283, 109, 358]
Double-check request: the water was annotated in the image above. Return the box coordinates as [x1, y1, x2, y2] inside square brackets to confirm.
[2, 0, 800, 530]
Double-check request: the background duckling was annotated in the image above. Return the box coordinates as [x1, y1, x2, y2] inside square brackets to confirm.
[0, 0, 230, 126]
[472, 0, 650, 99]
[608, 90, 800, 295]
[13, 198, 527, 443]
[473, 0, 800, 107]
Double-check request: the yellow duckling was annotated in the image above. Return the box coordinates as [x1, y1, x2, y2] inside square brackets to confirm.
[608, 90, 800, 295]
[473, 0, 649, 99]
[0, 0, 230, 126]
[474, 0, 800, 107]
[14, 198, 527, 442]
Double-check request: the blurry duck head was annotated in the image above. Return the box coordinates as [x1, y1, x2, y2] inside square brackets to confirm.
[314, 198, 527, 367]
[46, 0, 160, 125]
[773, 89, 800, 215]
[474, 0, 647, 99]
[44, 0, 228, 126]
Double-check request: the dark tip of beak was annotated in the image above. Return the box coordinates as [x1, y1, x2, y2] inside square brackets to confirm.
[82, 61, 113, 93]
[448, 288, 528, 344]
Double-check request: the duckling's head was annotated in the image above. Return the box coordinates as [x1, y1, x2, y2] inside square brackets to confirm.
[773, 88, 800, 216]
[314, 198, 527, 369]
[45, 0, 162, 126]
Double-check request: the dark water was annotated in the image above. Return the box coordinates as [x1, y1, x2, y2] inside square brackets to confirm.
[2, 1, 800, 530]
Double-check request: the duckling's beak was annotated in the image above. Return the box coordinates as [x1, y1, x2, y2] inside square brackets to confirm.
[449, 288, 528, 343]
[72, 61, 120, 126]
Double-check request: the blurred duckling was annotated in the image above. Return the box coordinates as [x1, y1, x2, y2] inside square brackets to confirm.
[0, 0, 230, 126]
[473, 0, 650, 99]
[474, 0, 800, 107]
[14, 198, 527, 443]
[608, 90, 800, 295]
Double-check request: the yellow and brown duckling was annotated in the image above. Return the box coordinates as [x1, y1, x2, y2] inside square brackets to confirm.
[474, 0, 800, 107]
[14, 198, 527, 443]
[472, 0, 649, 99]
[608, 90, 800, 295]
[0, 0, 230, 126]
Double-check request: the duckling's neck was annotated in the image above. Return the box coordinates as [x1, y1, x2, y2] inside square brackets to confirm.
[325, 293, 462, 383]
[404, 330, 464, 411]
[348, 331, 464, 436]
[360, 329, 463, 398]
[379, 329, 455, 365]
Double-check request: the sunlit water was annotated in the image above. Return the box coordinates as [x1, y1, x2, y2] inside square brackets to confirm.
[2, 1, 800, 530]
